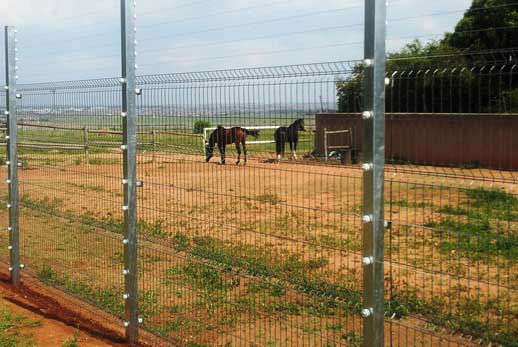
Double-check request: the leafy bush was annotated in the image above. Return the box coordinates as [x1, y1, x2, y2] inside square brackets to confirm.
[193, 120, 211, 134]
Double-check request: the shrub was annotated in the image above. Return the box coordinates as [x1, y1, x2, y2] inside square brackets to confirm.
[193, 120, 211, 134]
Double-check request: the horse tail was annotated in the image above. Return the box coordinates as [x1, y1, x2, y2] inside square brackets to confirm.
[244, 128, 260, 138]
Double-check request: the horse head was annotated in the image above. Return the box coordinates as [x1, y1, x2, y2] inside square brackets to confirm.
[245, 129, 260, 138]
[295, 118, 305, 131]
[205, 129, 217, 162]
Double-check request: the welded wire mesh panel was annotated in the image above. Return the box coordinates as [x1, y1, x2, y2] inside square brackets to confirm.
[334, 58, 518, 182]
[15, 81, 127, 325]
[385, 62, 518, 181]
[384, 177, 517, 347]
[134, 62, 366, 346]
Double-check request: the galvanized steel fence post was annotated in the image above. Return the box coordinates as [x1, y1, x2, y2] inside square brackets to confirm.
[362, 1, 386, 347]
[120, 0, 139, 344]
[4, 26, 21, 286]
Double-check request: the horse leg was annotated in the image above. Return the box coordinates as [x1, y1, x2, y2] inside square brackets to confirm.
[289, 141, 294, 159]
[275, 133, 282, 162]
[219, 144, 226, 165]
[278, 138, 285, 162]
[236, 143, 241, 165]
[243, 141, 247, 165]
[293, 139, 298, 160]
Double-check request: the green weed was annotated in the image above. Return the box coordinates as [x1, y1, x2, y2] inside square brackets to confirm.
[138, 219, 169, 239]
[0, 304, 40, 347]
[61, 331, 80, 347]
[172, 232, 190, 251]
[425, 219, 518, 261]
[36, 266, 159, 319]
[255, 194, 284, 205]
[391, 200, 430, 208]
[325, 322, 344, 331]
[87, 158, 120, 165]
[341, 331, 362, 347]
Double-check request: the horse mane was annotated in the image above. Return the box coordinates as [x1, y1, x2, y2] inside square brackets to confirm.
[291, 118, 304, 129]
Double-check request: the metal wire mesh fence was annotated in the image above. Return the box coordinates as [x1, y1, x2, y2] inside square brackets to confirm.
[1, 1, 517, 347]
[14, 80, 127, 331]
[134, 63, 365, 346]
[4, 60, 517, 347]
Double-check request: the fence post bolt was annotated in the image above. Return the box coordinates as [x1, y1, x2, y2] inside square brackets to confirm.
[362, 256, 374, 266]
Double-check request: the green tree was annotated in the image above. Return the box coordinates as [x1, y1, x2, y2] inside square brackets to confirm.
[336, 0, 518, 113]
[445, 0, 518, 51]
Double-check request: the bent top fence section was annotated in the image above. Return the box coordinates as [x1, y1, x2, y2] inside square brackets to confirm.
[338, 59, 518, 114]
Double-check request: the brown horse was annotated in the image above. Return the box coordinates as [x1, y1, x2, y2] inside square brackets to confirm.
[205, 126, 260, 165]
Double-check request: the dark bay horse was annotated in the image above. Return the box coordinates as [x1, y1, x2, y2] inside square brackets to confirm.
[274, 118, 305, 161]
[205, 126, 260, 165]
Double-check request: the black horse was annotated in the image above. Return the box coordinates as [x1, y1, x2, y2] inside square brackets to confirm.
[274, 119, 305, 161]
[205, 126, 260, 165]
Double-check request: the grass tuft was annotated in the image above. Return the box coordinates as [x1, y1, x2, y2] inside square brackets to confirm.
[61, 331, 80, 347]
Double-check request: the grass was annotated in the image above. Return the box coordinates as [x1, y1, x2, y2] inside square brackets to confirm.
[152, 319, 188, 336]
[385, 290, 518, 347]
[0, 302, 40, 347]
[390, 200, 431, 209]
[437, 188, 517, 222]
[61, 331, 80, 347]
[87, 158, 120, 166]
[138, 219, 169, 239]
[463, 187, 518, 221]
[68, 182, 107, 193]
[20, 195, 169, 240]
[170, 234, 363, 315]
[36, 266, 159, 320]
[425, 219, 518, 261]
[12, 161, 517, 347]
[21, 195, 64, 212]
[425, 188, 518, 262]
[254, 194, 284, 205]
[172, 232, 190, 251]
[313, 234, 362, 252]
[16, 117, 315, 158]
[341, 332, 362, 347]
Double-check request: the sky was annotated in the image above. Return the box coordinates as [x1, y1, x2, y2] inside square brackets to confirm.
[0, 0, 473, 84]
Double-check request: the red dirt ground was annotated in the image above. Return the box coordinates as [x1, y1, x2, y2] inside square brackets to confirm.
[0, 284, 114, 346]
[0, 271, 160, 347]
